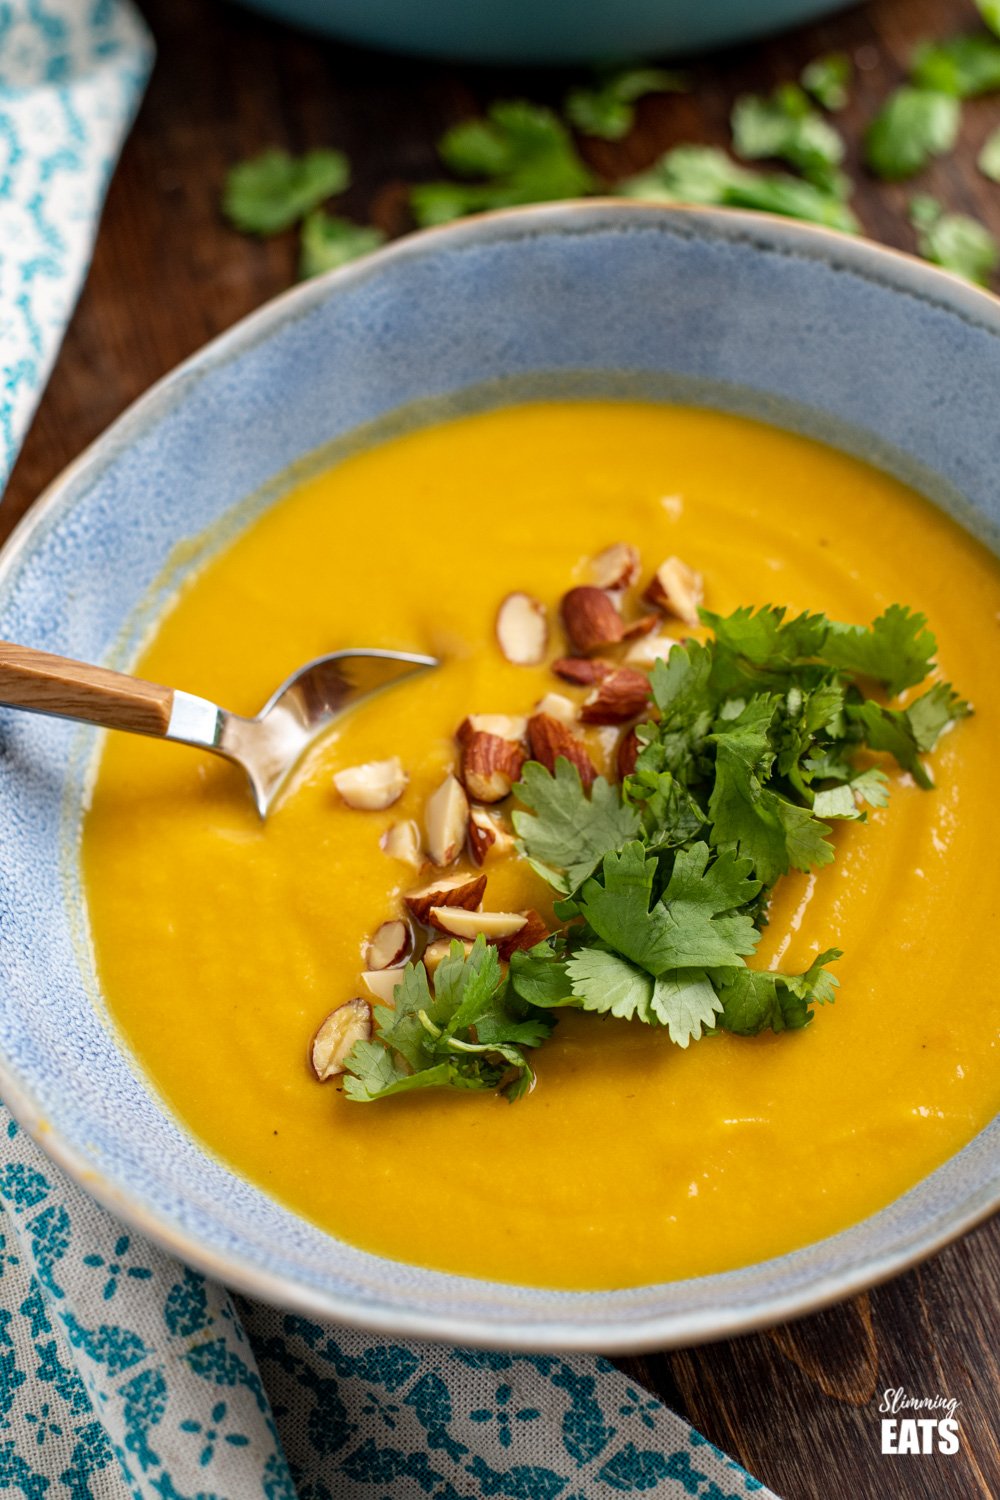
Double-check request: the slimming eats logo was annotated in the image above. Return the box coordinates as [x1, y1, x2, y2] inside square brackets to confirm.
[880, 1387, 961, 1455]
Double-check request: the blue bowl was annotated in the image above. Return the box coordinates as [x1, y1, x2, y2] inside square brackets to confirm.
[234, 0, 858, 64]
[0, 204, 997, 1350]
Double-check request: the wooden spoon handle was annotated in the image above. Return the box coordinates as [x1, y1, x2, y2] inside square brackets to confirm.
[0, 640, 174, 737]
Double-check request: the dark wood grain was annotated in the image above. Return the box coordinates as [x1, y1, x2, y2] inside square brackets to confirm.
[3, 0, 998, 1495]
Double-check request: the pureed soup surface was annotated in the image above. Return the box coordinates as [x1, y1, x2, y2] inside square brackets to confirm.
[83, 402, 1000, 1290]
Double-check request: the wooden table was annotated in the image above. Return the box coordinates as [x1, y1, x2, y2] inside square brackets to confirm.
[5, 0, 999, 1495]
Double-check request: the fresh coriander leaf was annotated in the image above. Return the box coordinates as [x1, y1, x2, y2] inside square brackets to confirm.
[650, 969, 723, 1046]
[566, 947, 654, 1020]
[801, 52, 852, 112]
[577, 842, 680, 975]
[905, 681, 971, 751]
[731, 82, 846, 189]
[703, 604, 828, 673]
[865, 88, 959, 180]
[508, 944, 573, 1007]
[620, 144, 859, 232]
[223, 148, 349, 236]
[849, 766, 890, 808]
[411, 101, 597, 228]
[911, 33, 1000, 97]
[715, 949, 840, 1035]
[513, 760, 640, 893]
[343, 1044, 454, 1102]
[812, 784, 863, 820]
[299, 211, 385, 279]
[434, 936, 505, 1032]
[980, 125, 1000, 181]
[822, 603, 936, 694]
[979, 0, 1000, 37]
[566, 67, 686, 141]
[909, 194, 999, 286]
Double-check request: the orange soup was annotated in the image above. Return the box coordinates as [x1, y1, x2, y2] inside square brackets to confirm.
[82, 402, 1000, 1289]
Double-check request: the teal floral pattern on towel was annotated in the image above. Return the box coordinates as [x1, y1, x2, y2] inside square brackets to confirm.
[0, 1104, 777, 1497]
[0, 0, 153, 491]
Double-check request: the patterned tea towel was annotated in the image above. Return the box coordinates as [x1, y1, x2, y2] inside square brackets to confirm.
[0, 3, 779, 1496]
[0, 0, 153, 491]
[0, 1101, 776, 1499]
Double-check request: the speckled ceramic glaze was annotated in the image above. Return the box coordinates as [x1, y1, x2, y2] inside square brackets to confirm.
[233, 0, 856, 64]
[0, 204, 997, 1352]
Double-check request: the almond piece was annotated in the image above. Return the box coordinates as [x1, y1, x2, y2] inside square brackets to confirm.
[362, 968, 405, 1005]
[618, 727, 641, 780]
[622, 612, 660, 640]
[533, 692, 577, 726]
[643, 556, 704, 626]
[560, 586, 625, 654]
[380, 819, 422, 865]
[551, 656, 614, 686]
[405, 872, 486, 924]
[425, 773, 469, 865]
[527, 713, 597, 788]
[494, 910, 550, 961]
[334, 756, 407, 811]
[424, 936, 474, 974]
[456, 714, 528, 745]
[496, 592, 548, 665]
[460, 732, 526, 804]
[429, 907, 528, 940]
[366, 919, 412, 971]
[310, 998, 372, 1081]
[580, 667, 652, 726]
[467, 807, 514, 866]
[590, 542, 640, 591]
[625, 633, 678, 668]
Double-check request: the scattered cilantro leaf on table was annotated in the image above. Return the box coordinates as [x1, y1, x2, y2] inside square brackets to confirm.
[801, 52, 852, 112]
[865, 87, 960, 180]
[911, 32, 1000, 97]
[980, 125, 1000, 180]
[731, 82, 847, 190]
[909, 194, 1000, 286]
[620, 145, 858, 232]
[566, 68, 687, 141]
[976, 0, 1000, 38]
[223, 148, 350, 235]
[299, 211, 386, 279]
[410, 101, 598, 227]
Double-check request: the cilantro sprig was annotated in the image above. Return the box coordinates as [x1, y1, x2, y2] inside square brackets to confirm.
[344, 602, 968, 1102]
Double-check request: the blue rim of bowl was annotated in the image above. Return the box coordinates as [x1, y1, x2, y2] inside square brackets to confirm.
[0, 201, 998, 1353]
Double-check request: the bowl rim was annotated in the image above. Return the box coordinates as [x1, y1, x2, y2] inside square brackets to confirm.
[1, 199, 998, 1353]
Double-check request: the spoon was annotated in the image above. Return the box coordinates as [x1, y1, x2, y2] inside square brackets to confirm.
[0, 641, 437, 817]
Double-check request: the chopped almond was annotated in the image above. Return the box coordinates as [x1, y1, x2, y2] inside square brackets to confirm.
[405, 872, 486, 924]
[560, 586, 625, 654]
[618, 727, 641, 780]
[527, 713, 597, 788]
[366, 919, 412, 971]
[380, 818, 423, 865]
[625, 633, 678, 668]
[334, 756, 407, 811]
[580, 667, 652, 726]
[468, 807, 514, 866]
[494, 910, 550, 961]
[551, 656, 614, 686]
[532, 691, 577, 726]
[429, 907, 528, 940]
[424, 936, 473, 974]
[460, 731, 526, 803]
[643, 556, 704, 626]
[590, 542, 640, 591]
[362, 968, 405, 1004]
[496, 592, 548, 665]
[310, 998, 372, 1081]
[622, 612, 660, 640]
[456, 713, 528, 744]
[424, 773, 469, 866]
